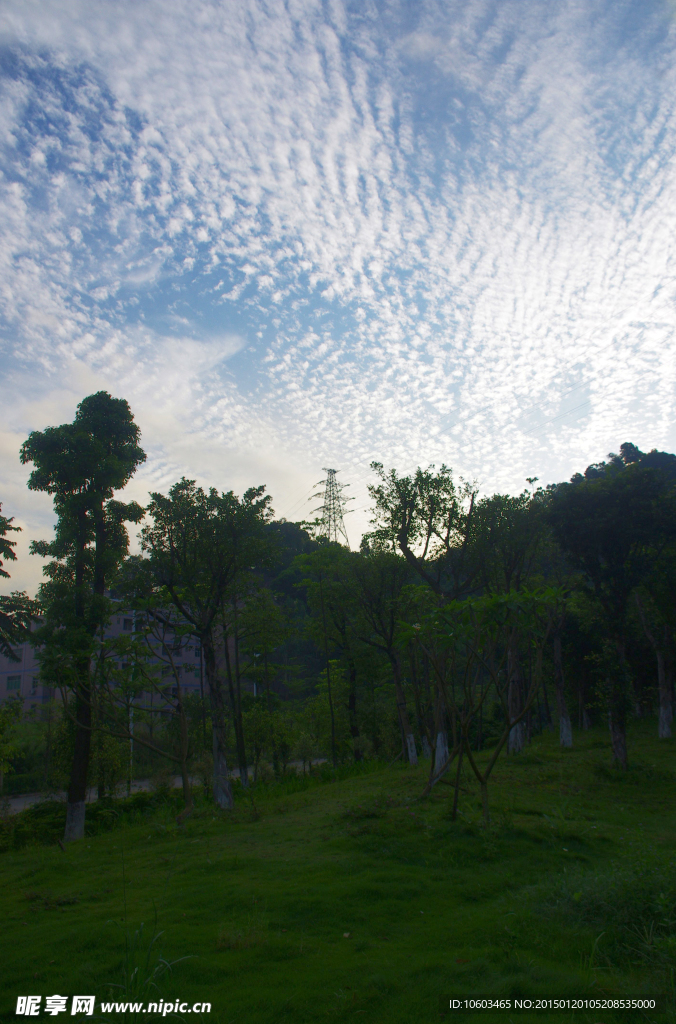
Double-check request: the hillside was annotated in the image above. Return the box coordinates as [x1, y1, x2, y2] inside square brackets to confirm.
[1, 724, 674, 1024]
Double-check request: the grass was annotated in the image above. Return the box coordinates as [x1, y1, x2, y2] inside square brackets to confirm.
[1, 722, 674, 1024]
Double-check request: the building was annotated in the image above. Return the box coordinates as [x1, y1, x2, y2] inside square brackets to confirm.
[0, 625, 47, 711]
[0, 612, 206, 711]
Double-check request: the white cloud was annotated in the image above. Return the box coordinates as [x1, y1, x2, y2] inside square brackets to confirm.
[1, 0, 676, 591]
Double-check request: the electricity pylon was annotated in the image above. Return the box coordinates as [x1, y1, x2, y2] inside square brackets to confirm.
[311, 469, 352, 547]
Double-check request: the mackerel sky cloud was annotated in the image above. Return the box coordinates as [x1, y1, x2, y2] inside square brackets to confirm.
[1, 0, 676, 591]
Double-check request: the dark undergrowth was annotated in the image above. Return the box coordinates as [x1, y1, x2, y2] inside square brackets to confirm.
[0, 759, 385, 852]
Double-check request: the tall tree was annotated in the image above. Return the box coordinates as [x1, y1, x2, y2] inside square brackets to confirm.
[549, 454, 676, 767]
[366, 464, 480, 769]
[294, 544, 347, 767]
[294, 544, 365, 763]
[352, 548, 418, 765]
[141, 478, 273, 806]
[471, 489, 548, 752]
[21, 392, 145, 841]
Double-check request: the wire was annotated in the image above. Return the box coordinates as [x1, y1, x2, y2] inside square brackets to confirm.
[277, 484, 317, 520]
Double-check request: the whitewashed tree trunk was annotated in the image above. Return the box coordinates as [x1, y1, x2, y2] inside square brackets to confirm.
[507, 637, 525, 754]
[213, 729, 234, 810]
[434, 729, 449, 777]
[64, 801, 86, 843]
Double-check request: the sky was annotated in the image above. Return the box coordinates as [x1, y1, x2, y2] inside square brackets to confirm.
[1, 0, 676, 595]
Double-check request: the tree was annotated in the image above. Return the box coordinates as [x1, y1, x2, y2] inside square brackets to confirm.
[94, 594, 197, 819]
[141, 478, 273, 808]
[0, 503, 36, 660]
[293, 544, 346, 767]
[294, 544, 364, 762]
[634, 588, 673, 739]
[367, 462, 479, 600]
[21, 392, 145, 841]
[240, 588, 290, 710]
[240, 588, 291, 774]
[549, 456, 676, 767]
[410, 588, 558, 822]
[366, 464, 479, 768]
[351, 549, 418, 765]
[0, 695, 23, 794]
[0, 503, 19, 578]
[471, 490, 549, 752]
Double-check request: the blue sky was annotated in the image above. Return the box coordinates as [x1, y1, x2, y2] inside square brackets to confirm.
[1, 0, 676, 593]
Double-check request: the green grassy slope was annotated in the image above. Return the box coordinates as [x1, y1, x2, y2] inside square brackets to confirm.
[1, 724, 674, 1024]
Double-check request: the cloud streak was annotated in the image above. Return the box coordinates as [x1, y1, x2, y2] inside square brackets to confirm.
[1, 0, 675, 588]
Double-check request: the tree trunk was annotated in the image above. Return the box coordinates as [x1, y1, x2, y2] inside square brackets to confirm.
[539, 651, 553, 730]
[409, 643, 431, 756]
[223, 621, 248, 788]
[264, 651, 272, 712]
[346, 655, 361, 760]
[433, 686, 449, 776]
[175, 679, 193, 822]
[507, 634, 525, 754]
[391, 653, 417, 765]
[634, 595, 672, 739]
[203, 636, 233, 809]
[660, 645, 674, 739]
[553, 634, 572, 748]
[94, 690, 105, 800]
[451, 739, 464, 820]
[319, 578, 337, 768]
[198, 643, 208, 748]
[609, 702, 628, 768]
[480, 779, 490, 825]
[609, 640, 629, 769]
[656, 646, 672, 738]
[64, 660, 92, 842]
[263, 650, 280, 775]
[232, 597, 249, 788]
[64, 512, 92, 843]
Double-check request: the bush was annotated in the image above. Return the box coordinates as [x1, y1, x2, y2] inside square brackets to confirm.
[0, 790, 185, 852]
[2, 772, 45, 796]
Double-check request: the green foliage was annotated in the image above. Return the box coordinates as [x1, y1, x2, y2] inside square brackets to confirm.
[549, 460, 676, 627]
[0, 695, 23, 778]
[0, 501, 37, 658]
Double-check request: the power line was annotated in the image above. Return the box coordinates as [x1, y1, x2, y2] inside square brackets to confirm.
[277, 483, 317, 521]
